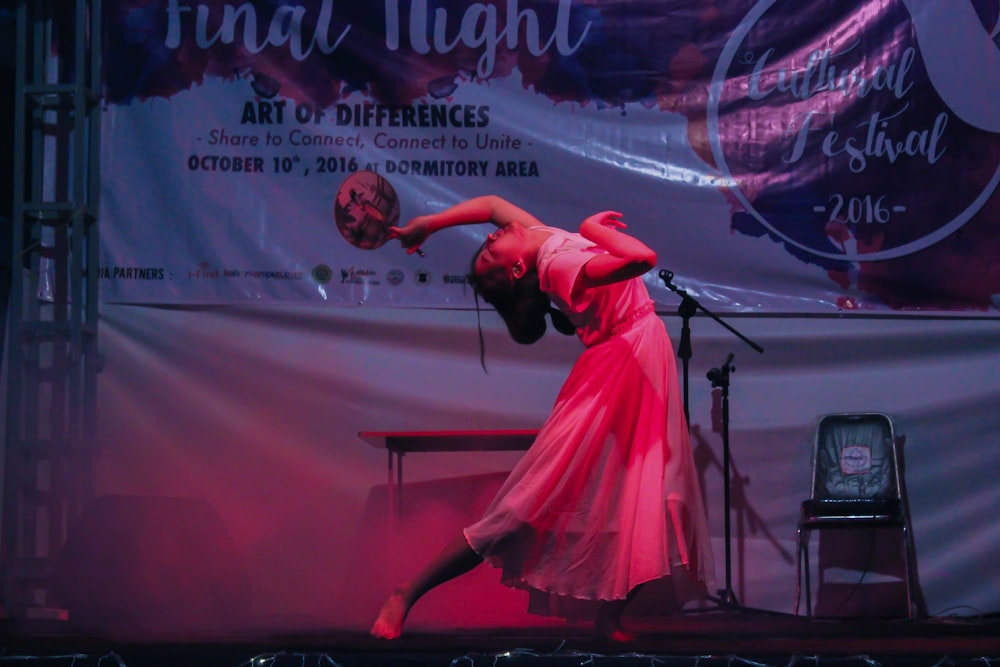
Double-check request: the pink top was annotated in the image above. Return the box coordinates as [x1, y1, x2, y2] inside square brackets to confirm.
[537, 228, 656, 347]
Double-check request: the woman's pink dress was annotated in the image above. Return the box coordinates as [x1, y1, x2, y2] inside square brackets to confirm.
[464, 228, 715, 615]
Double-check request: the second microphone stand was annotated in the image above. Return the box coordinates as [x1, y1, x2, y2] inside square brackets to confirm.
[658, 269, 763, 609]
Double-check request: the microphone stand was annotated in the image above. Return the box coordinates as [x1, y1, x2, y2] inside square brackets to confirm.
[708, 353, 738, 606]
[658, 269, 764, 609]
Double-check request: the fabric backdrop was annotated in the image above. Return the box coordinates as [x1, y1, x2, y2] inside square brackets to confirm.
[78, 304, 1000, 634]
[95, 0, 1000, 312]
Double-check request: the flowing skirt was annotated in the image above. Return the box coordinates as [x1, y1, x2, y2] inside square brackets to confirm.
[464, 314, 715, 615]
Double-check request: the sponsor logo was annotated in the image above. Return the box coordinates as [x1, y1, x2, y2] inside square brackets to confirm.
[341, 266, 379, 284]
[312, 264, 334, 284]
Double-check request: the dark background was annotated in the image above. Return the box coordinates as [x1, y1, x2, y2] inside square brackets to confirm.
[2, 1, 14, 327]
[2, 1, 13, 222]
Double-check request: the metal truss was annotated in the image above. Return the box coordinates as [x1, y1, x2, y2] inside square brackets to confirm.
[3, 0, 101, 619]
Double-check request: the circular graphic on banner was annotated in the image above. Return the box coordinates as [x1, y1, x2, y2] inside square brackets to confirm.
[706, 0, 1000, 262]
[311, 264, 333, 284]
[333, 170, 401, 250]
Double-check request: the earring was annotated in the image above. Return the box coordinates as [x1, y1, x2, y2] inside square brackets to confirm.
[512, 259, 525, 279]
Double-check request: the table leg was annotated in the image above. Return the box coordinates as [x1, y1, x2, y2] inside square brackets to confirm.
[387, 449, 404, 519]
[396, 452, 403, 517]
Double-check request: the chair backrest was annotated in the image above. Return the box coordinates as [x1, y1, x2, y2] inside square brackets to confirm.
[812, 413, 899, 501]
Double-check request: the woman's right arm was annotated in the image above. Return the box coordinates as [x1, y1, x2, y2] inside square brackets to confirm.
[390, 195, 544, 254]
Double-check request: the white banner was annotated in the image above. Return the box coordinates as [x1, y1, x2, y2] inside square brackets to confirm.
[99, 0, 1000, 313]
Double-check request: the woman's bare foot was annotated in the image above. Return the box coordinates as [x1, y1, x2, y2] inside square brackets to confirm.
[595, 619, 638, 642]
[595, 601, 638, 642]
[370, 590, 409, 639]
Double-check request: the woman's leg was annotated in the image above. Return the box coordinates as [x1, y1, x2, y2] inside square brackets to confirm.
[595, 599, 634, 641]
[370, 531, 484, 639]
[594, 583, 647, 641]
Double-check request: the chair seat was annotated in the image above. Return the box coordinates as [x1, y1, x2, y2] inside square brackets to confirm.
[800, 497, 902, 523]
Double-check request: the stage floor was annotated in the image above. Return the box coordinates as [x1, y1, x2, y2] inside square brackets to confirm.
[2, 612, 999, 667]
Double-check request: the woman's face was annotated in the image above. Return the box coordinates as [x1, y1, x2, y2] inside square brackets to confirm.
[473, 225, 526, 285]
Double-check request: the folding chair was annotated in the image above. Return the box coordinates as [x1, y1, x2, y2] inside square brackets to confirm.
[794, 412, 918, 618]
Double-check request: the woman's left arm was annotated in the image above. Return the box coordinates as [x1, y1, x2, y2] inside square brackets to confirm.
[577, 211, 657, 288]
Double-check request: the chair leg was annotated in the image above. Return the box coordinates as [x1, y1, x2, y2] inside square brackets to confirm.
[902, 523, 919, 619]
[798, 521, 916, 619]
[794, 528, 802, 616]
[794, 527, 813, 617]
[803, 529, 812, 617]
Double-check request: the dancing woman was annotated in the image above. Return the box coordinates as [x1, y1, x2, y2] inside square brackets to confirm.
[371, 195, 714, 640]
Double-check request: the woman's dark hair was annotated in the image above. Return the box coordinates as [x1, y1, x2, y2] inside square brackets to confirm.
[468, 241, 576, 370]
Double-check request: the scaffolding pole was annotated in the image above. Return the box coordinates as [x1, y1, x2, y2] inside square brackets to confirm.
[3, 0, 101, 619]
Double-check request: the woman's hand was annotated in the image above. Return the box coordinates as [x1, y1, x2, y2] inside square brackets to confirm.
[389, 216, 432, 254]
[580, 210, 626, 233]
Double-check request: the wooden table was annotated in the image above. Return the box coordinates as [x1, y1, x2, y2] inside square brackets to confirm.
[359, 429, 538, 516]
